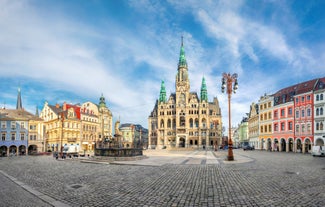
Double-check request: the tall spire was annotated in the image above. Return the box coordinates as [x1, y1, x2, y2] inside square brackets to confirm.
[200, 77, 208, 102]
[16, 87, 22, 110]
[178, 36, 187, 67]
[159, 80, 167, 103]
[35, 106, 39, 116]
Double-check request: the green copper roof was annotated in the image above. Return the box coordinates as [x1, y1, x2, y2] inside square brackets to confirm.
[99, 93, 106, 108]
[178, 37, 187, 67]
[200, 77, 208, 102]
[159, 80, 167, 103]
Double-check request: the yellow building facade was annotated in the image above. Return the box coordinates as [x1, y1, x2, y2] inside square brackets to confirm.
[40, 95, 113, 154]
[258, 94, 273, 150]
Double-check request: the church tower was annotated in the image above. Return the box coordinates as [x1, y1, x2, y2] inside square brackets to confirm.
[200, 77, 208, 102]
[16, 87, 22, 110]
[175, 37, 190, 109]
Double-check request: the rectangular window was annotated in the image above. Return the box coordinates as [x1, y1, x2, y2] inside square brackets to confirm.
[268, 112, 272, 119]
[288, 107, 292, 116]
[302, 110, 305, 117]
[11, 121, 16, 130]
[1, 121, 6, 129]
[21, 133, 25, 141]
[1, 133, 5, 141]
[288, 122, 293, 130]
[296, 110, 299, 118]
[296, 97, 299, 103]
[274, 124, 278, 131]
[274, 111, 278, 118]
[302, 124, 305, 133]
[11, 133, 15, 141]
[269, 125, 272, 132]
[281, 122, 285, 131]
[21, 122, 25, 129]
[281, 109, 285, 117]
[307, 95, 311, 101]
[296, 125, 299, 133]
[307, 123, 311, 132]
[302, 97, 305, 102]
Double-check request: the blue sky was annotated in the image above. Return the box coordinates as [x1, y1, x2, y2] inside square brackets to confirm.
[0, 0, 324, 131]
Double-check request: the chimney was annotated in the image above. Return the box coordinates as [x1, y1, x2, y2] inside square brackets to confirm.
[63, 102, 67, 111]
[55, 103, 60, 108]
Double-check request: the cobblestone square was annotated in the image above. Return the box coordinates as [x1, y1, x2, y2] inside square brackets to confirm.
[0, 150, 324, 207]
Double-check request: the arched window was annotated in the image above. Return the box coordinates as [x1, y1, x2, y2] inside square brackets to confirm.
[316, 108, 320, 116]
[167, 119, 171, 128]
[321, 94, 324, 100]
[189, 118, 193, 128]
[202, 118, 207, 128]
[321, 108, 324, 115]
[195, 119, 199, 128]
[160, 119, 164, 128]
[316, 95, 319, 101]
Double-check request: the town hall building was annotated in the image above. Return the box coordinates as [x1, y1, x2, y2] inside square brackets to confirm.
[148, 39, 222, 149]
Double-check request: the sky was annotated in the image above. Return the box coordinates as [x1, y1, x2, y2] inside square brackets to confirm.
[1, 0, 325, 132]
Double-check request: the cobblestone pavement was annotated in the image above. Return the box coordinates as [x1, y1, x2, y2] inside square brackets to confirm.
[0, 149, 324, 207]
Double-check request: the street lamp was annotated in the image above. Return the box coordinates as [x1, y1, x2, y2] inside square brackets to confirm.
[221, 73, 238, 161]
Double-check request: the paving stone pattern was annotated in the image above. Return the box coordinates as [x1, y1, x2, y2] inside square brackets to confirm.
[0, 150, 324, 206]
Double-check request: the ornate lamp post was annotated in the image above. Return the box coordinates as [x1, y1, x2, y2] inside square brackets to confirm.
[221, 73, 238, 161]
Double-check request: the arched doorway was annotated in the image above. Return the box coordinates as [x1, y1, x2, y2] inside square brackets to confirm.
[288, 138, 294, 152]
[9, 145, 17, 156]
[304, 138, 311, 153]
[0, 146, 7, 157]
[274, 139, 279, 151]
[19, 145, 26, 155]
[315, 138, 324, 146]
[179, 137, 185, 147]
[281, 138, 286, 152]
[28, 145, 38, 155]
[267, 138, 272, 151]
[296, 139, 302, 153]
[261, 139, 265, 150]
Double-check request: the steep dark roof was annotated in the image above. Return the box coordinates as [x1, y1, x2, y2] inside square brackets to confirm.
[0, 109, 42, 121]
[273, 78, 319, 105]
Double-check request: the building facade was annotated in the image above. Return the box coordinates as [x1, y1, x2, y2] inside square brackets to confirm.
[0, 88, 43, 156]
[40, 95, 113, 154]
[258, 94, 273, 150]
[245, 77, 324, 153]
[118, 123, 148, 148]
[148, 40, 222, 149]
[248, 103, 259, 148]
[314, 77, 325, 147]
